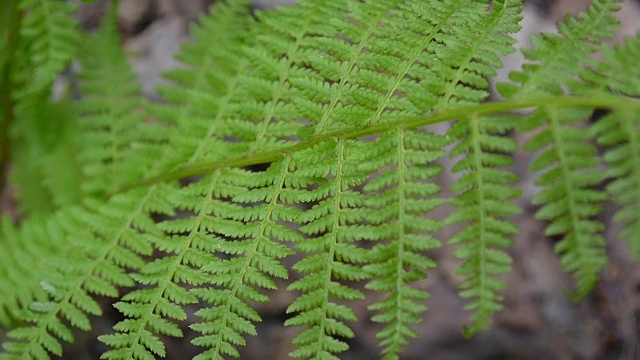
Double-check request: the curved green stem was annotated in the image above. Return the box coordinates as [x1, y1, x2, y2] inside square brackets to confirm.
[111, 94, 640, 196]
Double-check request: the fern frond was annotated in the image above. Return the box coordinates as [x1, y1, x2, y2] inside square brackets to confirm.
[279, 0, 522, 356]
[285, 139, 371, 360]
[147, 0, 254, 171]
[586, 35, 640, 257]
[498, 0, 622, 98]
[417, 0, 524, 336]
[497, 0, 622, 295]
[314, 0, 522, 342]
[0, 186, 171, 359]
[9, 97, 83, 216]
[7, 0, 83, 217]
[74, 5, 151, 197]
[277, 1, 454, 356]
[3, 0, 639, 359]
[447, 114, 521, 336]
[98, 1, 287, 358]
[530, 106, 607, 297]
[156, 4, 351, 357]
[351, 0, 519, 355]
[189, 161, 302, 359]
[138, 1, 353, 357]
[0, 217, 67, 328]
[0, 6, 196, 356]
[363, 130, 445, 359]
[99, 174, 240, 359]
[12, 0, 79, 95]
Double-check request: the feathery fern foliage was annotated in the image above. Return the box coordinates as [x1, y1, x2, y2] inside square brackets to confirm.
[74, 8, 150, 198]
[7, 0, 81, 216]
[497, 0, 623, 297]
[12, 0, 79, 96]
[1, 0, 639, 359]
[586, 34, 640, 258]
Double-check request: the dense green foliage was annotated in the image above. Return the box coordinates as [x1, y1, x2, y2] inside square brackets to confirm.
[0, 0, 639, 359]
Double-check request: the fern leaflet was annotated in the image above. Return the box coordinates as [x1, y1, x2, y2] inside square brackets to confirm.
[585, 35, 640, 258]
[496, 0, 622, 296]
[12, 0, 79, 96]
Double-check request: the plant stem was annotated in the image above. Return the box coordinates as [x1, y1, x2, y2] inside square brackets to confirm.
[111, 94, 640, 196]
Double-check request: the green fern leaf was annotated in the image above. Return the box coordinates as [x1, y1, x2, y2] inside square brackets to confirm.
[74, 6, 150, 197]
[99, 1, 268, 359]
[447, 114, 521, 336]
[419, 0, 522, 339]
[189, 163, 302, 359]
[181, 5, 368, 358]
[0, 185, 171, 359]
[497, 0, 622, 296]
[349, 0, 520, 355]
[9, 97, 83, 216]
[147, 0, 255, 171]
[277, 1, 452, 356]
[285, 139, 370, 360]
[12, 0, 79, 95]
[585, 35, 640, 258]
[529, 106, 607, 297]
[0, 217, 67, 328]
[1, 9, 175, 354]
[363, 131, 445, 359]
[283, 0, 522, 356]
[101, 170, 250, 359]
